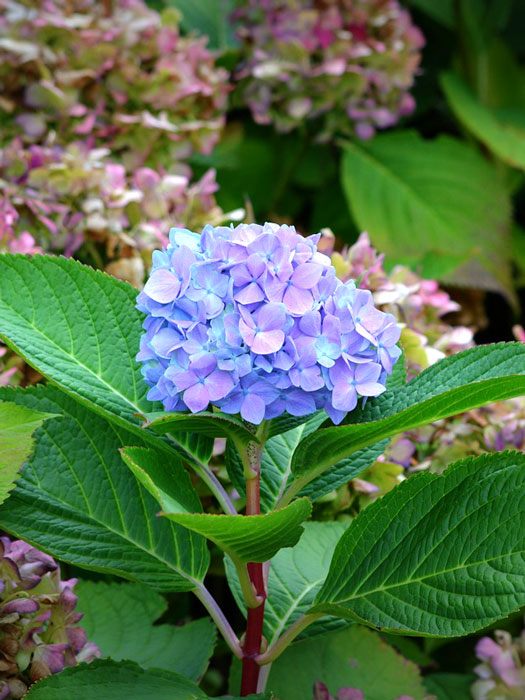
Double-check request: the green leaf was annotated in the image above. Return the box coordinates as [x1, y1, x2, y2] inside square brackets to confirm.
[0, 255, 210, 470]
[120, 447, 202, 515]
[260, 413, 328, 509]
[267, 410, 326, 438]
[441, 71, 525, 170]
[76, 581, 215, 680]
[0, 256, 151, 428]
[144, 411, 258, 456]
[297, 442, 388, 502]
[0, 400, 55, 506]
[164, 498, 312, 563]
[424, 673, 474, 700]
[23, 659, 208, 700]
[340, 132, 513, 298]
[267, 626, 426, 700]
[313, 452, 525, 636]
[168, 0, 239, 50]
[0, 386, 209, 591]
[290, 343, 525, 491]
[226, 522, 349, 643]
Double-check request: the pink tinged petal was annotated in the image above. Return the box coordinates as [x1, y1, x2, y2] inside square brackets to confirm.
[300, 367, 324, 391]
[356, 382, 386, 397]
[379, 347, 394, 373]
[241, 394, 266, 424]
[381, 323, 401, 345]
[150, 328, 182, 358]
[183, 384, 210, 413]
[323, 314, 341, 341]
[246, 254, 266, 277]
[239, 320, 257, 348]
[332, 385, 358, 412]
[143, 269, 181, 303]
[329, 360, 354, 386]
[37, 644, 68, 674]
[355, 322, 378, 345]
[168, 369, 197, 392]
[257, 303, 286, 331]
[206, 370, 234, 401]
[171, 245, 195, 277]
[286, 391, 316, 416]
[265, 277, 287, 303]
[283, 286, 314, 315]
[235, 282, 265, 305]
[192, 353, 217, 376]
[299, 310, 321, 337]
[252, 329, 285, 355]
[476, 637, 501, 662]
[292, 263, 323, 289]
[355, 363, 382, 383]
[238, 304, 255, 328]
[325, 403, 346, 425]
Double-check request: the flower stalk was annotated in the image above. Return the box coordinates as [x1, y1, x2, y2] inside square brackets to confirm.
[240, 445, 267, 696]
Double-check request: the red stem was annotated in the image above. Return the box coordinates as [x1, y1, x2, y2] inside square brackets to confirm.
[240, 471, 266, 695]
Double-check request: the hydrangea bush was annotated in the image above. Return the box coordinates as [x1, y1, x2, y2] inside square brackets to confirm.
[0, 0, 228, 166]
[233, 0, 424, 139]
[0, 223, 524, 697]
[0, 537, 98, 699]
[0, 138, 225, 275]
[0, 0, 231, 268]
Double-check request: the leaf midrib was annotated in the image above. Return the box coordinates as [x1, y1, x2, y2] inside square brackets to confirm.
[0, 255, 145, 417]
[19, 416, 202, 588]
[322, 489, 522, 609]
[321, 549, 525, 610]
[17, 469, 201, 587]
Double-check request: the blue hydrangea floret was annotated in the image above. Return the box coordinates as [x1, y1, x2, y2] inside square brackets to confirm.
[137, 222, 401, 425]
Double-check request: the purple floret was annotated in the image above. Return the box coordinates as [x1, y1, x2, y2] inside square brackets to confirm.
[137, 222, 401, 424]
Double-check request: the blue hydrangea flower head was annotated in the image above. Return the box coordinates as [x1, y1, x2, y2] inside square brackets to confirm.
[137, 222, 401, 425]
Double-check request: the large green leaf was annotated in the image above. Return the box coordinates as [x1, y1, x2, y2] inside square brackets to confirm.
[0, 255, 210, 470]
[226, 522, 349, 643]
[297, 442, 388, 502]
[340, 131, 512, 297]
[441, 72, 525, 170]
[120, 447, 202, 515]
[313, 452, 525, 636]
[0, 400, 54, 506]
[76, 581, 215, 680]
[289, 343, 525, 493]
[0, 255, 152, 429]
[23, 659, 207, 700]
[164, 499, 312, 563]
[0, 386, 209, 591]
[267, 626, 426, 700]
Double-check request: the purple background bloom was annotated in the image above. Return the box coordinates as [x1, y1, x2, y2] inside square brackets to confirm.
[137, 222, 400, 424]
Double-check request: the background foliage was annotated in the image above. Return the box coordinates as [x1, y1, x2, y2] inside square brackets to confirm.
[1, 1, 525, 699]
